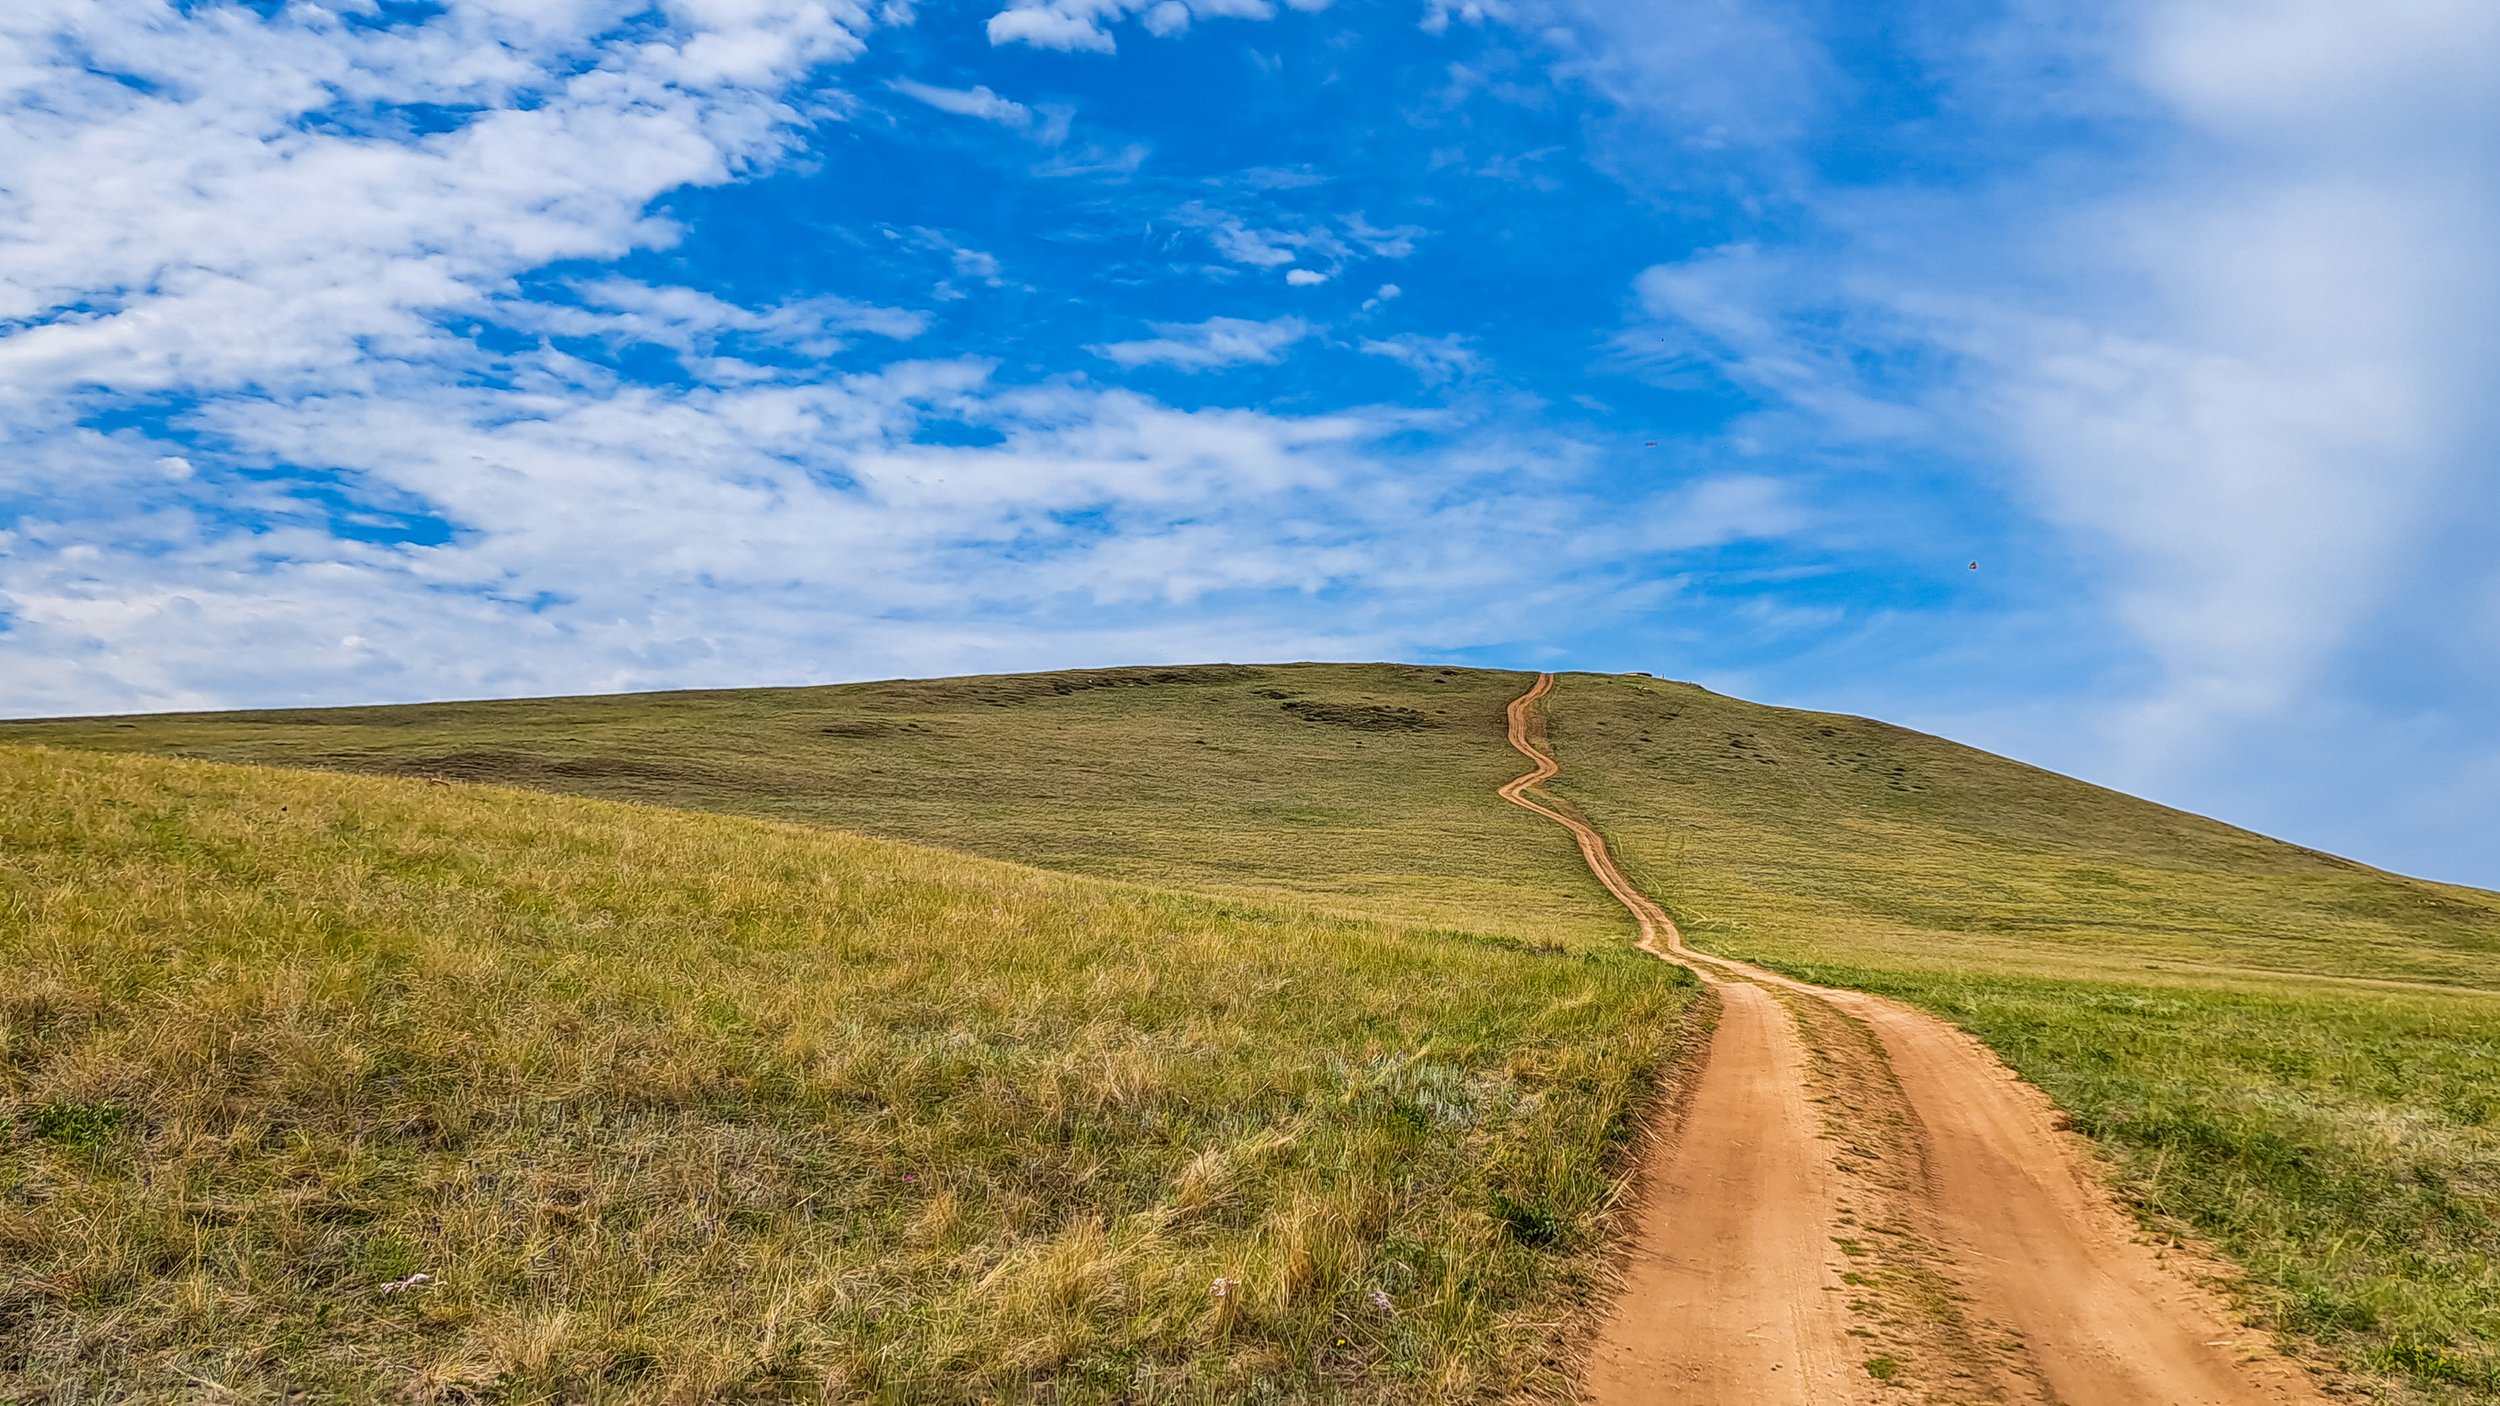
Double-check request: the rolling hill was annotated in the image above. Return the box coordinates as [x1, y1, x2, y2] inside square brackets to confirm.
[6, 662, 2497, 1400]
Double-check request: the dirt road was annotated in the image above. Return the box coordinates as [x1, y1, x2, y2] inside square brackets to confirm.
[1501, 673, 2332, 1405]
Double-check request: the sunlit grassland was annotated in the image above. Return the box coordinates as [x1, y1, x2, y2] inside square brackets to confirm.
[0, 664, 1628, 955]
[1538, 671, 2500, 1402]
[0, 745, 1692, 1402]
[23, 661, 2500, 1399]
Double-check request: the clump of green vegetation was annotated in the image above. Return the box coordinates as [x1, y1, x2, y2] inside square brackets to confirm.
[1488, 1193, 1566, 1249]
[0, 744, 1691, 1402]
[22, 1100, 125, 1151]
[1539, 671, 2500, 1402]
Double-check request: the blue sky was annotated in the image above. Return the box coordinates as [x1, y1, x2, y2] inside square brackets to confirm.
[3, 0, 2496, 887]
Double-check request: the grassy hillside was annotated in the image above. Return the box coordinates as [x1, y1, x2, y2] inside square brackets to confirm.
[0, 744, 1692, 1402]
[0, 664, 1627, 954]
[1537, 671, 2500, 1402]
[13, 661, 2500, 1399]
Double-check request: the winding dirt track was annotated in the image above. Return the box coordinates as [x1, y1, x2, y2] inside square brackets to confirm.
[1500, 673, 2333, 1405]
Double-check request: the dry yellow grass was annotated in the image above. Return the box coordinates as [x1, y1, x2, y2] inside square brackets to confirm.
[0, 744, 1693, 1403]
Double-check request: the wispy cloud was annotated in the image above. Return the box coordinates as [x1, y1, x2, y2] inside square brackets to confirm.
[1092, 315, 1313, 369]
[1167, 202, 1424, 280]
[890, 78, 1033, 126]
[1361, 333, 1482, 384]
[883, 226, 1013, 297]
[987, 0, 1331, 53]
[516, 280, 926, 363]
[1034, 141, 1151, 179]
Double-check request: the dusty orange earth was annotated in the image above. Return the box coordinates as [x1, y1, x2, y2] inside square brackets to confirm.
[1500, 673, 2335, 1405]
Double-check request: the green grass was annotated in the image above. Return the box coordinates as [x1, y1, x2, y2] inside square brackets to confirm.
[13, 660, 2500, 1399]
[1536, 670, 2500, 1401]
[0, 744, 1691, 1402]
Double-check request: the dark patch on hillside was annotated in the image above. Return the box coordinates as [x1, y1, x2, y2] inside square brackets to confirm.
[959, 666, 1264, 707]
[813, 719, 940, 739]
[349, 750, 713, 788]
[1723, 731, 1778, 765]
[1277, 700, 1439, 731]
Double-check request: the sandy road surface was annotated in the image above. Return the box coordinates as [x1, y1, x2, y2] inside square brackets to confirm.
[1500, 673, 2332, 1405]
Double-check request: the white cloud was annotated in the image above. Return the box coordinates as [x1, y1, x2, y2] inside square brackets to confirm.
[1651, 474, 1804, 550]
[1340, 213, 1423, 259]
[1285, 268, 1329, 286]
[1899, 6, 2500, 797]
[1200, 217, 1300, 268]
[518, 279, 926, 361]
[1092, 315, 1313, 370]
[1169, 202, 1425, 277]
[1469, 0, 1824, 156]
[885, 78, 1074, 146]
[889, 78, 1032, 128]
[1360, 333, 1481, 383]
[0, 1, 877, 408]
[1034, 141, 1151, 179]
[885, 226, 1013, 293]
[1420, 0, 1516, 34]
[0, 341, 1797, 717]
[951, 248, 1007, 284]
[986, 0, 1320, 51]
[1627, 244, 1927, 439]
[986, 5, 1122, 52]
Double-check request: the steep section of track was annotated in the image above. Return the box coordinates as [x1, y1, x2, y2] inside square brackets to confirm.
[1502, 673, 2331, 1405]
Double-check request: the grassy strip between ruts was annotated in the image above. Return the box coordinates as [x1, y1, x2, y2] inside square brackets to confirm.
[0, 745, 1695, 1403]
[1539, 670, 2500, 1404]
